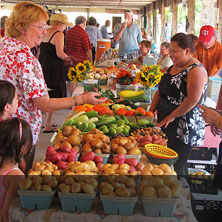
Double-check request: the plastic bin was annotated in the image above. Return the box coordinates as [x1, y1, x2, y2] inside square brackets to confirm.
[142, 197, 178, 217]
[58, 192, 96, 212]
[94, 153, 110, 164]
[207, 77, 222, 102]
[18, 189, 55, 210]
[101, 195, 137, 215]
[82, 79, 98, 92]
[113, 154, 141, 162]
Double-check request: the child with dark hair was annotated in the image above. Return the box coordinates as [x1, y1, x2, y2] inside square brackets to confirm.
[0, 80, 18, 121]
[0, 118, 33, 222]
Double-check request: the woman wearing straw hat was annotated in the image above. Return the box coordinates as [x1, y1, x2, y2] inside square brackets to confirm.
[39, 13, 73, 133]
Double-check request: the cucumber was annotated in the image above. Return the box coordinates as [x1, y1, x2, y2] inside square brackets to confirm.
[84, 111, 98, 118]
[129, 122, 141, 129]
[73, 115, 89, 124]
[85, 123, 96, 132]
[78, 122, 88, 132]
[137, 119, 150, 126]
[88, 117, 99, 124]
[70, 111, 85, 120]
[96, 117, 116, 127]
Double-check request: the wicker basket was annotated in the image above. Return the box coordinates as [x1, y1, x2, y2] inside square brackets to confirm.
[144, 144, 178, 165]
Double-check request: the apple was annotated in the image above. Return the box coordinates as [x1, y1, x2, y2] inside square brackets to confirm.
[56, 161, 68, 170]
[50, 153, 62, 164]
[97, 163, 104, 172]
[68, 154, 77, 162]
[94, 155, 103, 164]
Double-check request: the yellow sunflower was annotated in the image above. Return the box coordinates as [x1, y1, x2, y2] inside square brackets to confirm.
[76, 63, 86, 73]
[68, 67, 78, 81]
[136, 71, 149, 87]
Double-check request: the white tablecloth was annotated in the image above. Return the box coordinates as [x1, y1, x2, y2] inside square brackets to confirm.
[9, 187, 197, 222]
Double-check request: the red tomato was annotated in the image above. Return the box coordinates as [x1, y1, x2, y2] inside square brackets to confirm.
[116, 108, 127, 116]
[145, 111, 154, 117]
[135, 107, 146, 116]
[126, 110, 135, 116]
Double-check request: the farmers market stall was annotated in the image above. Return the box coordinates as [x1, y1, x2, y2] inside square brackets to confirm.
[8, 62, 200, 222]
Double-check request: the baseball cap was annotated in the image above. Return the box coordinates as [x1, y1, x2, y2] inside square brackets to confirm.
[199, 25, 215, 42]
[50, 14, 73, 27]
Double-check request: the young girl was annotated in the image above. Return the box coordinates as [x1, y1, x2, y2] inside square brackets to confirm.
[0, 118, 33, 222]
[0, 80, 18, 121]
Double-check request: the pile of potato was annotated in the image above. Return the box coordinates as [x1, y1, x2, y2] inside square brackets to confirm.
[54, 126, 83, 151]
[101, 163, 138, 175]
[28, 161, 62, 176]
[86, 67, 110, 80]
[59, 175, 98, 194]
[100, 175, 137, 197]
[83, 128, 111, 154]
[19, 175, 58, 192]
[65, 160, 99, 175]
[139, 176, 181, 198]
[111, 136, 141, 155]
[141, 163, 177, 176]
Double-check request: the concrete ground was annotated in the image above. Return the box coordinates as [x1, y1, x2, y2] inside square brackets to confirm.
[34, 109, 70, 163]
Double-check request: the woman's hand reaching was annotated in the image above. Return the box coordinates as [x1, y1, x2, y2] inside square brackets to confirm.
[76, 92, 107, 105]
[157, 115, 175, 128]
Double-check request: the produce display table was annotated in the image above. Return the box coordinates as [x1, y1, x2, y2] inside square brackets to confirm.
[9, 186, 197, 222]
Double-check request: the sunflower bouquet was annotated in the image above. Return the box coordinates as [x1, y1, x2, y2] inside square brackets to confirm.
[68, 60, 93, 83]
[136, 64, 163, 88]
[116, 69, 137, 85]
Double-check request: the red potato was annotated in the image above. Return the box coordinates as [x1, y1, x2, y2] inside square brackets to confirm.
[56, 160, 68, 170]
[60, 152, 69, 161]
[136, 136, 144, 143]
[94, 155, 103, 164]
[59, 145, 71, 153]
[46, 146, 57, 157]
[124, 158, 138, 167]
[129, 166, 136, 173]
[112, 154, 125, 163]
[68, 154, 77, 162]
[141, 135, 152, 143]
[136, 162, 145, 171]
[97, 163, 104, 172]
[50, 153, 62, 164]
[153, 139, 162, 144]
[159, 140, 167, 146]
[115, 158, 125, 166]
[152, 134, 158, 140]
[70, 149, 78, 155]
[80, 151, 95, 162]
[139, 141, 152, 147]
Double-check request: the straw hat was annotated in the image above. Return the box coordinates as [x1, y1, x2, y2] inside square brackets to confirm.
[50, 14, 73, 26]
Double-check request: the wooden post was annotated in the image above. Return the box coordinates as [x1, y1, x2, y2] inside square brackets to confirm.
[160, 0, 165, 42]
[188, 0, 195, 33]
[147, 10, 152, 39]
[153, 7, 157, 43]
[171, 0, 178, 37]
[218, 0, 222, 43]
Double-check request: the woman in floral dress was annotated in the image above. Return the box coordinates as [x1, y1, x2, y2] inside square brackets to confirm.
[0, 1, 106, 172]
[149, 33, 208, 175]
